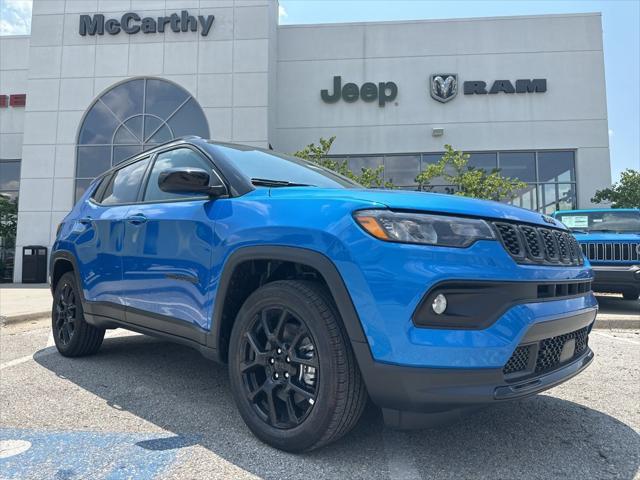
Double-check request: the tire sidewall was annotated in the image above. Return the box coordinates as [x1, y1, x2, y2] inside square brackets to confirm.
[228, 282, 343, 452]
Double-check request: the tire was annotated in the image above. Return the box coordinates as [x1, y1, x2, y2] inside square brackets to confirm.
[622, 291, 640, 301]
[52, 271, 105, 357]
[228, 280, 367, 452]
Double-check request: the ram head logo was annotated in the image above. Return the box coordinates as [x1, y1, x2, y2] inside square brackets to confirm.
[430, 74, 458, 103]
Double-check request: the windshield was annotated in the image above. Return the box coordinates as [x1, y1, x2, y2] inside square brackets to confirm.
[556, 211, 640, 233]
[212, 144, 360, 189]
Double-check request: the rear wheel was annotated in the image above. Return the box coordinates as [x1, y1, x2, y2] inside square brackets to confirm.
[52, 272, 105, 357]
[622, 290, 640, 301]
[228, 280, 367, 452]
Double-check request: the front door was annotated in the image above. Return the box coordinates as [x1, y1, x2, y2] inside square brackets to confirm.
[121, 147, 218, 332]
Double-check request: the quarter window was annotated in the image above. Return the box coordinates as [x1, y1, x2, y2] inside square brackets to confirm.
[144, 148, 214, 202]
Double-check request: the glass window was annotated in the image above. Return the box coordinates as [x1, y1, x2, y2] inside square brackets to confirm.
[509, 184, 538, 211]
[557, 210, 640, 233]
[498, 152, 536, 182]
[75, 78, 209, 202]
[468, 152, 497, 172]
[538, 151, 575, 182]
[0, 161, 20, 191]
[76, 146, 111, 178]
[101, 158, 151, 205]
[347, 156, 382, 174]
[383, 155, 420, 187]
[538, 183, 576, 215]
[144, 148, 213, 202]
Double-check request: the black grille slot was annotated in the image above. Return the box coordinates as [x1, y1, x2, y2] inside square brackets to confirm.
[536, 281, 591, 299]
[503, 326, 590, 379]
[495, 223, 523, 256]
[503, 345, 530, 375]
[520, 226, 543, 259]
[535, 326, 589, 374]
[494, 221, 583, 266]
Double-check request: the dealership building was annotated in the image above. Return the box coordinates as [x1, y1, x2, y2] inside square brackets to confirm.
[0, 1, 611, 283]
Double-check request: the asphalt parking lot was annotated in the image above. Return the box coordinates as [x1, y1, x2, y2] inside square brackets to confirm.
[0, 296, 639, 479]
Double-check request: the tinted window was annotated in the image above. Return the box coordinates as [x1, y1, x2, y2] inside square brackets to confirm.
[217, 146, 358, 189]
[499, 152, 536, 182]
[538, 151, 575, 182]
[468, 152, 497, 172]
[101, 158, 150, 205]
[383, 155, 420, 187]
[144, 148, 214, 202]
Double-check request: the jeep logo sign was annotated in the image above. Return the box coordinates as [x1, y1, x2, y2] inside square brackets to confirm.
[321, 76, 398, 107]
[79, 11, 215, 36]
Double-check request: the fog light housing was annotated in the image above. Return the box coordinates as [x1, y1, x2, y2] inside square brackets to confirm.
[431, 294, 447, 315]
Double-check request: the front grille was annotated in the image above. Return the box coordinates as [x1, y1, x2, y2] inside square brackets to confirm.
[493, 221, 583, 266]
[503, 326, 590, 378]
[536, 281, 592, 299]
[580, 242, 640, 263]
[503, 346, 530, 375]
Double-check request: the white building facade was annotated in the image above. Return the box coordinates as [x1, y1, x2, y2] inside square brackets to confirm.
[0, 1, 611, 283]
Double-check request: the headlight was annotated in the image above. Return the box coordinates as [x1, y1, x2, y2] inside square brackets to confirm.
[353, 209, 495, 247]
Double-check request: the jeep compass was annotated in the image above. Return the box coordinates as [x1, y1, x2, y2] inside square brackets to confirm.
[50, 137, 596, 452]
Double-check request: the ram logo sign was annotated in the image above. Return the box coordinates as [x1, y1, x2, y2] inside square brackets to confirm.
[430, 74, 458, 103]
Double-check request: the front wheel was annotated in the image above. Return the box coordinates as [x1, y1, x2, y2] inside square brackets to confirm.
[52, 272, 105, 357]
[228, 280, 367, 452]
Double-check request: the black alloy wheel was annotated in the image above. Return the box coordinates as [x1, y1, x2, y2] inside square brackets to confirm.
[240, 306, 319, 429]
[228, 280, 367, 452]
[54, 282, 77, 346]
[51, 271, 105, 357]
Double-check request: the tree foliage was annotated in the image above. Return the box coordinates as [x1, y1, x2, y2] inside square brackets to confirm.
[0, 196, 18, 241]
[415, 144, 527, 201]
[293, 136, 392, 188]
[591, 169, 640, 208]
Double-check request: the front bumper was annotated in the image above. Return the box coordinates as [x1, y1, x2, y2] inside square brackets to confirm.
[591, 265, 640, 294]
[353, 308, 596, 427]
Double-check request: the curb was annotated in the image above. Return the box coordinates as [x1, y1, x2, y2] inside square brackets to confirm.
[593, 318, 640, 330]
[0, 312, 51, 326]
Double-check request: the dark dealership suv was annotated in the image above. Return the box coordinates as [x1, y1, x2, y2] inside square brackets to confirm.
[50, 137, 596, 452]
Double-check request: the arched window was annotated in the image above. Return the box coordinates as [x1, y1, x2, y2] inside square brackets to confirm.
[75, 78, 209, 200]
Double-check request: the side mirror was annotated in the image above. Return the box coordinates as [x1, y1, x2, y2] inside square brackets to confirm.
[158, 168, 228, 198]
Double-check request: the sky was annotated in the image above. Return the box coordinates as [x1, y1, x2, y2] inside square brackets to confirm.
[1, 0, 638, 182]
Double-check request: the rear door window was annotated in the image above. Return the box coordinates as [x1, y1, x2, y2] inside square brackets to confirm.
[101, 157, 150, 205]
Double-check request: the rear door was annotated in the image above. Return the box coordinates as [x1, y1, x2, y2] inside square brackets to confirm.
[73, 158, 150, 307]
[120, 146, 219, 332]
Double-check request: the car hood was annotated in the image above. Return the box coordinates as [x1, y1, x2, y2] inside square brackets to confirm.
[572, 232, 640, 242]
[268, 188, 563, 229]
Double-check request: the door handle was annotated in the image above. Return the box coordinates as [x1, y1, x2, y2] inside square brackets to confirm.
[78, 216, 93, 224]
[127, 214, 148, 225]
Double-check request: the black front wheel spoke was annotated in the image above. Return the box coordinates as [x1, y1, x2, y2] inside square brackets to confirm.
[240, 306, 318, 429]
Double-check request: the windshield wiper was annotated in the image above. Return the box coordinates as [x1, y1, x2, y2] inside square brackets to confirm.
[570, 229, 589, 234]
[251, 178, 314, 188]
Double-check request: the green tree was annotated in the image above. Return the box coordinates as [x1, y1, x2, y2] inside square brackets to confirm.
[293, 136, 393, 188]
[415, 144, 527, 201]
[591, 169, 640, 208]
[0, 196, 18, 241]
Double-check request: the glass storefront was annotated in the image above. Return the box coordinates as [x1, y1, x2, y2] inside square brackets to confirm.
[330, 150, 577, 213]
[0, 159, 20, 282]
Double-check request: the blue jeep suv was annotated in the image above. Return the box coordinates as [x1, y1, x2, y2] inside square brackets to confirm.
[554, 209, 640, 300]
[50, 138, 596, 452]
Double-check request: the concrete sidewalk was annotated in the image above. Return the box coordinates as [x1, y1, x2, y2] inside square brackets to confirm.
[0, 284, 51, 324]
[0, 284, 638, 328]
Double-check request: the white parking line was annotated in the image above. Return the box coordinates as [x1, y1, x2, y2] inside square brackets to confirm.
[592, 331, 640, 346]
[0, 355, 35, 371]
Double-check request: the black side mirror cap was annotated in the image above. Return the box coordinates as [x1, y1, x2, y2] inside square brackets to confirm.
[158, 168, 228, 198]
